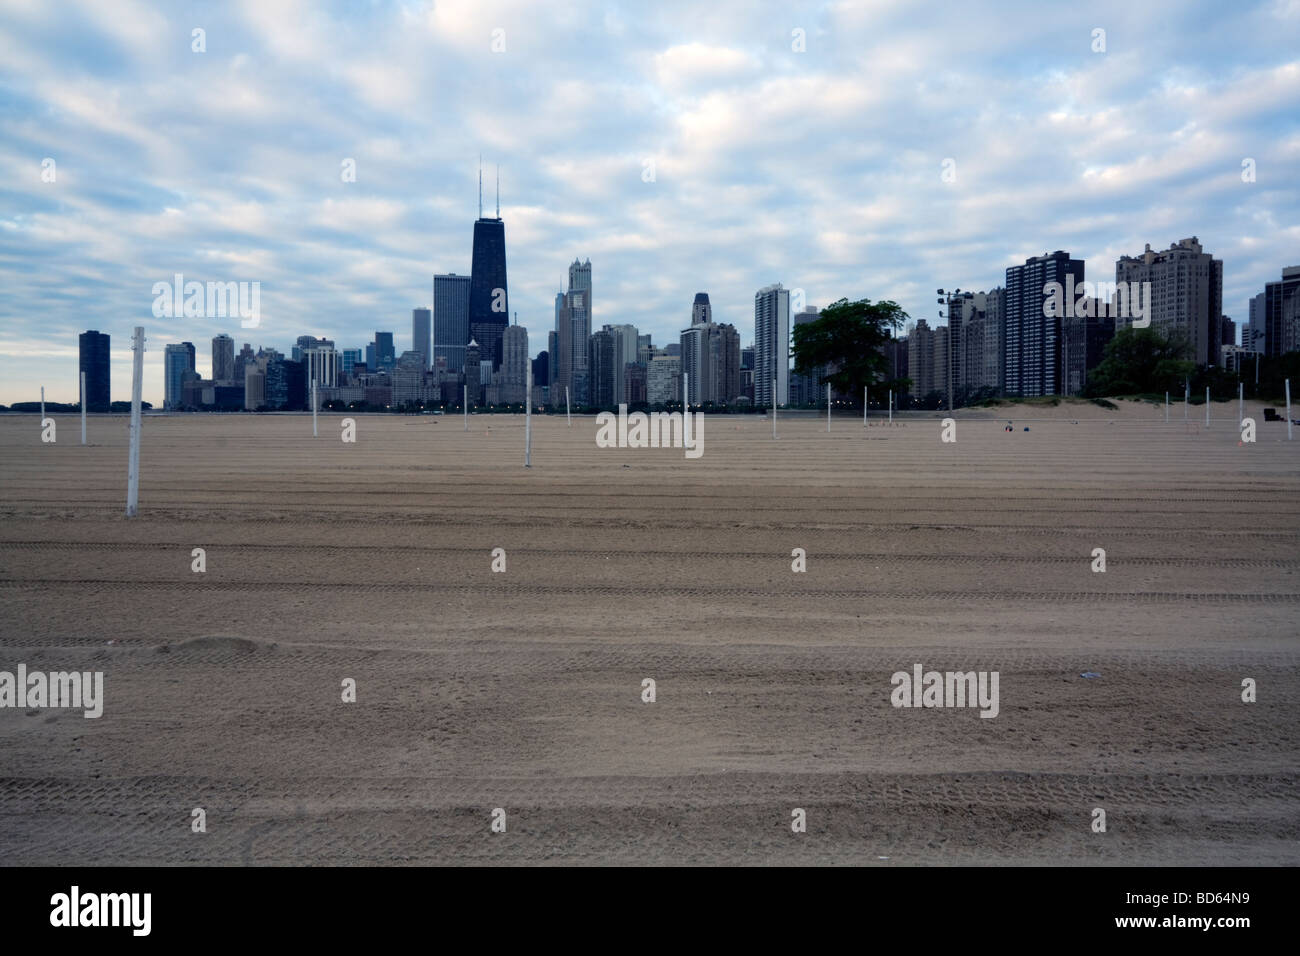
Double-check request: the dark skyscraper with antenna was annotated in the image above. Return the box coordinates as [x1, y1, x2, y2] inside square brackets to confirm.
[469, 161, 509, 368]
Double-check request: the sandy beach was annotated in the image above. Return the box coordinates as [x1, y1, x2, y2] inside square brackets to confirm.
[1, 401, 1297, 865]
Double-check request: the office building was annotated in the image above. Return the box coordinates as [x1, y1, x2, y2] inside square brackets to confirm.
[433, 273, 471, 376]
[413, 307, 432, 371]
[164, 342, 196, 410]
[501, 323, 529, 404]
[468, 180, 509, 366]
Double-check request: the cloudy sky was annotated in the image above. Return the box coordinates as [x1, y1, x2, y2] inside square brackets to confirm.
[1, 0, 1297, 405]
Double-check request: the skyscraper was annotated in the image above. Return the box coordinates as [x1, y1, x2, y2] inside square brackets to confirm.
[1247, 292, 1267, 353]
[556, 263, 592, 405]
[434, 273, 471, 374]
[754, 284, 790, 406]
[501, 322, 529, 404]
[606, 323, 638, 403]
[234, 342, 256, 385]
[211, 334, 235, 383]
[469, 176, 509, 367]
[691, 292, 712, 326]
[79, 330, 110, 412]
[1004, 251, 1084, 397]
[569, 258, 592, 314]
[412, 307, 432, 372]
[373, 332, 395, 371]
[164, 343, 196, 410]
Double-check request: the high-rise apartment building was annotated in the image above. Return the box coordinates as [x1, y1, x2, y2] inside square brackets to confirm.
[946, 289, 1005, 404]
[647, 352, 682, 406]
[588, 328, 616, 408]
[1115, 237, 1222, 366]
[1262, 266, 1300, 358]
[1062, 313, 1115, 396]
[1005, 251, 1084, 396]
[790, 306, 822, 405]
[754, 284, 790, 406]
[1247, 292, 1267, 353]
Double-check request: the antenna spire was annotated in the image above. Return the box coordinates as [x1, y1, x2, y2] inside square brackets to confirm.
[478, 154, 482, 219]
[496, 164, 500, 218]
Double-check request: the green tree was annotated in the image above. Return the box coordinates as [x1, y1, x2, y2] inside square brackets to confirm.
[791, 298, 908, 406]
[1084, 327, 1194, 397]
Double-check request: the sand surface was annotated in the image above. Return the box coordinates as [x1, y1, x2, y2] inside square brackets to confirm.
[1, 402, 1297, 865]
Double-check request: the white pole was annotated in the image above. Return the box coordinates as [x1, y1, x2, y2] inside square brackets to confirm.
[126, 326, 144, 517]
[311, 378, 318, 437]
[772, 377, 777, 439]
[1239, 382, 1244, 427]
[1205, 386, 1210, 426]
[888, 390, 893, 425]
[1184, 381, 1188, 423]
[525, 365, 532, 468]
[80, 372, 86, 445]
[683, 372, 691, 449]
[41, 386, 45, 420]
[565, 386, 571, 427]
[1287, 379, 1293, 441]
[827, 382, 831, 432]
[1165, 392, 1169, 423]
[464, 385, 469, 431]
[864, 386, 868, 427]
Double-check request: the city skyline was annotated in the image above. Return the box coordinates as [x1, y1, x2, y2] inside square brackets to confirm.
[3, 0, 1299, 404]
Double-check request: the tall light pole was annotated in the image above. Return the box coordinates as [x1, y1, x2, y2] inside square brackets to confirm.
[935, 288, 961, 412]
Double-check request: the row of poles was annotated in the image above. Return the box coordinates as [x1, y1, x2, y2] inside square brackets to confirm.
[50, 326, 1299, 519]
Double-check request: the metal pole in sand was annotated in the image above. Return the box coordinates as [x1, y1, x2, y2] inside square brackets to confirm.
[80, 372, 86, 444]
[525, 365, 532, 468]
[565, 386, 571, 427]
[864, 386, 867, 427]
[464, 385, 469, 431]
[1205, 386, 1210, 427]
[683, 372, 691, 450]
[827, 382, 831, 432]
[888, 390, 893, 425]
[1165, 392, 1169, 423]
[1239, 382, 1244, 428]
[1184, 380, 1189, 423]
[311, 378, 318, 437]
[40, 386, 45, 420]
[126, 326, 144, 517]
[1287, 379, 1293, 441]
